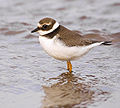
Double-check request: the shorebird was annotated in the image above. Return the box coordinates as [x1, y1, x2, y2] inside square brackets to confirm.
[31, 17, 111, 73]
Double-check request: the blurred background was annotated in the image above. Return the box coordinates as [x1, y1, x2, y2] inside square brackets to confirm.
[0, 0, 120, 108]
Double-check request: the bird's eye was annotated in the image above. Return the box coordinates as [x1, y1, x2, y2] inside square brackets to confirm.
[42, 24, 48, 29]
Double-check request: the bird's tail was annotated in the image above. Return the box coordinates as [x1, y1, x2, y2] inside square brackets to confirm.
[102, 41, 112, 45]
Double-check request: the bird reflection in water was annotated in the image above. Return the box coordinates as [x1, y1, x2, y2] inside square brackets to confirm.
[42, 72, 98, 108]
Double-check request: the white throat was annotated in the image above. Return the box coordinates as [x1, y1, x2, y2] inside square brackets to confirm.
[38, 22, 59, 36]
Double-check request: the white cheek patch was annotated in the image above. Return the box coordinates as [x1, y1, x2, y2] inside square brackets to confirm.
[38, 22, 59, 36]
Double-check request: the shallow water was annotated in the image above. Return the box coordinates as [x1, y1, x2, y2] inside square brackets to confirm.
[0, 0, 120, 108]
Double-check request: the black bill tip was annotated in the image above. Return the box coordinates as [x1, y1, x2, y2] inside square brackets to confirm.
[31, 27, 40, 33]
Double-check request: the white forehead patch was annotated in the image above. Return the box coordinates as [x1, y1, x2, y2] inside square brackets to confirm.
[38, 23, 42, 28]
[38, 22, 59, 36]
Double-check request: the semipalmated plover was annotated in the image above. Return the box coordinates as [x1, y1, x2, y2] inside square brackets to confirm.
[31, 17, 111, 73]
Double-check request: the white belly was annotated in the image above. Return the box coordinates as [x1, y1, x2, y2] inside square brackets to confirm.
[39, 36, 102, 61]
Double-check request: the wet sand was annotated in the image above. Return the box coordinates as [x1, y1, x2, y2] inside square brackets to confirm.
[0, 0, 120, 108]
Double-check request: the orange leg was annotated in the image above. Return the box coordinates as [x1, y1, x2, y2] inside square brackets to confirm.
[67, 61, 72, 73]
[67, 61, 70, 70]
